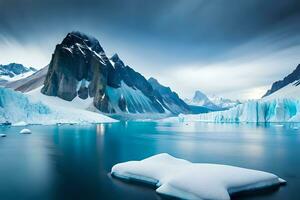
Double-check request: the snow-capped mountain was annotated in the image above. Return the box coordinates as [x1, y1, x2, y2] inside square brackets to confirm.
[185, 90, 239, 110]
[41, 31, 192, 116]
[0, 63, 36, 84]
[209, 95, 241, 109]
[41, 31, 165, 115]
[148, 78, 190, 114]
[262, 64, 300, 99]
[7, 31, 188, 119]
[185, 90, 219, 110]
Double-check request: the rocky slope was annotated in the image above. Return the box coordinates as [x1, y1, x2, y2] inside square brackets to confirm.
[262, 64, 300, 98]
[5, 66, 48, 92]
[40, 31, 187, 116]
[148, 77, 190, 114]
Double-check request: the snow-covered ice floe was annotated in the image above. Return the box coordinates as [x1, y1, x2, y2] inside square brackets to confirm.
[13, 121, 28, 126]
[111, 153, 286, 200]
[20, 128, 31, 134]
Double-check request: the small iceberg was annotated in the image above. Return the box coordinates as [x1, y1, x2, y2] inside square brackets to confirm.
[0, 134, 6, 137]
[13, 121, 28, 127]
[111, 153, 286, 200]
[20, 129, 31, 134]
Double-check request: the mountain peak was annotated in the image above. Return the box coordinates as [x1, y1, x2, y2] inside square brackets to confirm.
[148, 77, 190, 114]
[0, 63, 35, 78]
[193, 90, 208, 101]
[111, 53, 120, 62]
[148, 77, 159, 84]
[62, 31, 104, 53]
[110, 53, 125, 68]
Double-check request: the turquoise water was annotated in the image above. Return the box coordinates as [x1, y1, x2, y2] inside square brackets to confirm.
[0, 122, 300, 200]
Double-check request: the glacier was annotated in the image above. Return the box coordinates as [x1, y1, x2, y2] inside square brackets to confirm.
[0, 87, 116, 125]
[163, 98, 300, 123]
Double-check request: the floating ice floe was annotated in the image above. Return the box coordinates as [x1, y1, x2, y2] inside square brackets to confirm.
[0, 134, 6, 137]
[13, 121, 28, 126]
[111, 153, 286, 200]
[20, 129, 31, 134]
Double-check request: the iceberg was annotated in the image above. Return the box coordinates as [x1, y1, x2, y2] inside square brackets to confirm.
[111, 153, 285, 200]
[163, 98, 300, 123]
[20, 128, 31, 134]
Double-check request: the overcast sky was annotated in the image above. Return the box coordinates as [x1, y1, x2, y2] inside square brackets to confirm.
[0, 0, 300, 100]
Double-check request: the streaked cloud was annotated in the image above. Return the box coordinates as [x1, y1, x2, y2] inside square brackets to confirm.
[0, 0, 299, 100]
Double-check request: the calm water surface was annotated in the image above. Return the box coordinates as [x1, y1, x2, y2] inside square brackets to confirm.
[0, 122, 300, 200]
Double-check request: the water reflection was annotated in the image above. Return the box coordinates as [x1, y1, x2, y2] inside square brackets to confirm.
[96, 124, 105, 135]
[0, 122, 300, 200]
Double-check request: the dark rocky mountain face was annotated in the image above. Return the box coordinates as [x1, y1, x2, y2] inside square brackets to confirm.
[148, 77, 190, 114]
[0, 63, 36, 78]
[41, 31, 165, 114]
[262, 64, 300, 98]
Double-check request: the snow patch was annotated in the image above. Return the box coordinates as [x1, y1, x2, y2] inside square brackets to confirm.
[106, 81, 160, 113]
[264, 81, 300, 100]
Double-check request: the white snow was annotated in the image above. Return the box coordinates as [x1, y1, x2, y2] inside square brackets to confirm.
[111, 153, 285, 200]
[76, 79, 90, 91]
[20, 128, 31, 134]
[264, 81, 300, 100]
[75, 43, 86, 55]
[164, 98, 300, 123]
[106, 81, 161, 113]
[13, 121, 28, 126]
[185, 91, 240, 110]
[0, 87, 116, 125]
[209, 95, 241, 109]
[62, 46, 73, 53]
[0, 71, 35, 82]
[86, 45, 106, 65]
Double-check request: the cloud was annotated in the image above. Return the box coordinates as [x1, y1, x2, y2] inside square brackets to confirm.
[152, 37, 300, 100]
[0, 35, 50, 68]
[0, 0, 299, 100]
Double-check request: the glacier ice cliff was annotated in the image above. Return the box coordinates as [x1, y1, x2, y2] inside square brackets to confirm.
[0, 87, 116, 125]
[165, 99, 300, 123]
[0, 87, 50, 123]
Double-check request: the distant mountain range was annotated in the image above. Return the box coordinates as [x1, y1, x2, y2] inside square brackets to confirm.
[1, 31, 299, 123]
[171, 63, 300, 123]
[0, 63, 36, 84]
[185, 90, 240, 111]
[262, 64, 300, 99]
